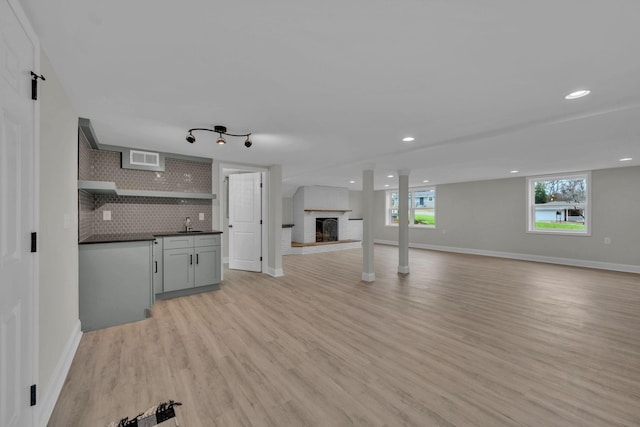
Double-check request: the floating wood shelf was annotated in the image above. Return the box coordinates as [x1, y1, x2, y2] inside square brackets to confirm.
[78, 180, 216, 200]
[304, 209, 352, 213]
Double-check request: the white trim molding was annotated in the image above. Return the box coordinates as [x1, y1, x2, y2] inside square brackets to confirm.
[36, 320, 82, 427]
[375, 240, 640, 274]
[398, 265, 410, 274]
[361, 272, 376, 282]
[266, 267, 284, 277]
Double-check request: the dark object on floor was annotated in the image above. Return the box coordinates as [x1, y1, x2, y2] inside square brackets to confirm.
[107, 400, 182, 427]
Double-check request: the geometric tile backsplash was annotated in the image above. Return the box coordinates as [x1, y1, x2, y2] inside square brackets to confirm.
[91, 195, 212, 235]
[78, 130, 214, 239]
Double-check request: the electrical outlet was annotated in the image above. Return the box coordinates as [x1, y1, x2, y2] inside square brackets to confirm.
[199, 213, 204, 221]
[604, 237, 611, 245]
[103, 210, 111, 221]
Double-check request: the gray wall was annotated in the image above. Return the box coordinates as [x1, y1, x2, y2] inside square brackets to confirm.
[39, 53, 79, 394]
[374, 166, 640, 268]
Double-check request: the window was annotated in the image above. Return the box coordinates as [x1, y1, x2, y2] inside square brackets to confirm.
[386, 188, 436, 227]
[527, 172, 590, 235]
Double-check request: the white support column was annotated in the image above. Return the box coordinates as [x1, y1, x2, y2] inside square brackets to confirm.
[362, 168, 375, 282]
[398, 169, 410, 274]
[268, 165, 283, 277]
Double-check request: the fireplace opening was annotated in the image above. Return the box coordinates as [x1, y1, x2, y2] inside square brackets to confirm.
[316, 217, 338, 242]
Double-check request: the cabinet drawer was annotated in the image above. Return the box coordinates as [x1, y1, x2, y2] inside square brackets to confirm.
[195, 234, 220, 247]
[163, 236, 194, 249]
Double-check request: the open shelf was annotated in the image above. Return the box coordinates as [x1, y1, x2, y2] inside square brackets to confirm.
[78, 180, 216, 200]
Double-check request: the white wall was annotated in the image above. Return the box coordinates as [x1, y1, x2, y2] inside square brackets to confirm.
[282, 197, 293, 224]
[38, 52, 80, 407]
[348, 190, 363, 218]
[374, 167, 640, 269]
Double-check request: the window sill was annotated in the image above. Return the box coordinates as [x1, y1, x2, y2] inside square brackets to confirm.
[526, 229, 591, 237]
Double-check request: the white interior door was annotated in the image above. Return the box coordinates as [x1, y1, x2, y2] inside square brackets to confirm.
[0, 1, 37, 426]
[228, 172, 262, 272]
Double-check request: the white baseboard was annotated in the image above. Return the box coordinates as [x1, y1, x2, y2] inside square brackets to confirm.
[361, 272, 376, 282]
[266, 267, 284, 277]
[375, 240, 640, 274]
[37, 320, 82, 427]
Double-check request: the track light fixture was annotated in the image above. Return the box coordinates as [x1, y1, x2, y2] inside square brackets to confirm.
[185, 125, 252, 148]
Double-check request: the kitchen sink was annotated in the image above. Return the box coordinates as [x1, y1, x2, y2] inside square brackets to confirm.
[177, 230, 203, 233]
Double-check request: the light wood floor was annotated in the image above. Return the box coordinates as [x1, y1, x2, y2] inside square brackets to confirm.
[48, 245, 640, 426]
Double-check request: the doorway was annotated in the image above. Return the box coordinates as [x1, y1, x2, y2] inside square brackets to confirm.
[228, 172, 262, 271]
[219, 164, 268, 273]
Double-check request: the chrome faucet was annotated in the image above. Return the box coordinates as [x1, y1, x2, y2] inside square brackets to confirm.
[185, 217, 192, 232]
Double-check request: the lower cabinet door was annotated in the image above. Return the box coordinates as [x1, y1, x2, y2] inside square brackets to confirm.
[194, 246, 219, 287]
[164, 248, 194, 292]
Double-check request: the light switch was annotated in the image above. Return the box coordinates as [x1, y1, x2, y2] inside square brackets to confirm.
[199, 213, 204, 220]
[103, 210, 112, 221]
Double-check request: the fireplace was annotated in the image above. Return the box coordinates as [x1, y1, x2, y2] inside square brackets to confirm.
[316, 217, 338, 242]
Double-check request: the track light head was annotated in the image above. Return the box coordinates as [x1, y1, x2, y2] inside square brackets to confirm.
[216, 134, 226, 145]
[244, 136, 252, 148]
[186, 132, 196, 143]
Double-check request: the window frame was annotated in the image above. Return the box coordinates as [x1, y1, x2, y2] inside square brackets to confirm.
[526, 172, 591, 236]
[385, 187, 436, 228]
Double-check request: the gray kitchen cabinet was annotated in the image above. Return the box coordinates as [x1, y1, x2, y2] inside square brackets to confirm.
[195, 246, 220, 287]
[163, 247, 194, 292]
[152, 238, 163, 296]
[162, 234, 221, 293]
[79, 241, 152, 331]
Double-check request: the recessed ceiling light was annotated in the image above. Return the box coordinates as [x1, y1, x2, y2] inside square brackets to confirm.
[384, 184, 390, 187]
[510, 170, 519, 174]
[423, 180, 429, 183]
[349, 180, 356, 184]
[387, 174, 394, 178]
[565, 89, 591, 100]
[619, 157, 633, 162]
[402, 137, 415, 142]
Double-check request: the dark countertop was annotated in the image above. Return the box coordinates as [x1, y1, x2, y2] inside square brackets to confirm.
[79, 230, 223, 245]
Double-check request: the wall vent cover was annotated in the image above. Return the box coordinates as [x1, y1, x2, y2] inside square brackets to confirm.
[130, 150, 160, 167]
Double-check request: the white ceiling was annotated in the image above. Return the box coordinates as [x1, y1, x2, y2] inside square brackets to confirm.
[20, 0, 640, 195]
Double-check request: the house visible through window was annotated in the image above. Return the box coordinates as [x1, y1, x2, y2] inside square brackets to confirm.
[386, 188, 436, 227]
[527, 172, 591, 235]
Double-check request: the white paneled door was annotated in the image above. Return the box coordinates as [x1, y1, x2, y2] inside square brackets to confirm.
[0, 0, 37, 426]
[228, 173, 262, 272]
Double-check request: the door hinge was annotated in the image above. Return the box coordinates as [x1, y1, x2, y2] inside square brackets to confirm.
[30, 384, 36, 406]
[260, 183, 263, 188]
[30, 71, 45, 101]
[260, 256, 263, 261]
[31, 232, 37, 253]
[260, 220, 263, 225]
